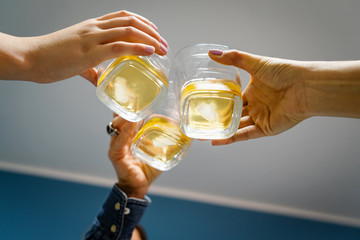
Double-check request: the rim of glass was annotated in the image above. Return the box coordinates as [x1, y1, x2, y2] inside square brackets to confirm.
[174, 43, 230, 58]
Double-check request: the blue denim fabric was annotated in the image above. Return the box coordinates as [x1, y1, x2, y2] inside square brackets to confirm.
[83, 184, 151, 240]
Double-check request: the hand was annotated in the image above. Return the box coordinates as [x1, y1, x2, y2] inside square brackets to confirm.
[108, 113, 162, 199]
[209, 49, 360, 145]
[0, 10, 168, 85]
[208, 50, 310, 145]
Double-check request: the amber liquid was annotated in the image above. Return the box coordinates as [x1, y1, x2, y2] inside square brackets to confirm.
[132, 116, 191, 164]
[181, 79, 242, 131]
[98, 56, 168, 114]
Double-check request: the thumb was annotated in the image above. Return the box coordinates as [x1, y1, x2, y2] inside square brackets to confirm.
[80, 67, 99, 86]
[80, 68, 98, 87]
[208, 49, 263, 75]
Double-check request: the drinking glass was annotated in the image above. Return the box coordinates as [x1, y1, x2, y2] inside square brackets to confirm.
[131, 74, 191, 171]
[96, 53, 171, 122]
[173, 44, 242, 139]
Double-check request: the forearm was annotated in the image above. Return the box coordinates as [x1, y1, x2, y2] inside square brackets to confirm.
[0, 33, 32, 81]
[303, 60, 360, 118]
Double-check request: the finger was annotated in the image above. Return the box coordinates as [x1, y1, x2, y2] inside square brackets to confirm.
[112, 121, 138, 150]
[208, 49, 263, 75]
[111, 116, 130, 132]
[79, 67, 98, 86]
[242, 105, 249, 117]
[94, 42, 156, 61]
[98, 27, 167, 55]
[242, 85, 249, 106]
[211, 125, 265, 146]
[98, 16, 167, 47]
[238, 115, 254, 128]
[97, 10, 158, 31]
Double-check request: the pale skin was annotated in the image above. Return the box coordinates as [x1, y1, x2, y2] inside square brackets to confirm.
[0, 10, 168, 86]
[208, 49, 360, 145]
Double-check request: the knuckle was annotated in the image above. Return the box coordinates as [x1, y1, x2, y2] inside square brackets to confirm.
[82, 18, 99, 31]
[88, 18, 98, 26]
[243, 128, 250, 140]
[124, 26, 135, 35]
[227, 49, 238, 57]
[233, 52, 245, 66]
[111, 43, 124, 54]
[126, 16, 137, 25]
[118, 10, 129, 16]
[133, 44, 143, 53]
[238, 128, 250, 141]
[78, 20, 100, 38]
[223, 50, 239, 65]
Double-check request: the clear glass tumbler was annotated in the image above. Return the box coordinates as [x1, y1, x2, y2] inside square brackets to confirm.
[173, 44, 242, 139]
[131, 73, 191, 171]
[96, 53, 171, 122]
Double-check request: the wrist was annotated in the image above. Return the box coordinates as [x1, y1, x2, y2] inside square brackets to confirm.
[116, 183, 149, 199]
[303, 61, 360, 118]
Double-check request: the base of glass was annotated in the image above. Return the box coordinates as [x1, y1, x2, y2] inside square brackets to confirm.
[131, 144, 190, 171]
[181, 95, 242, 139]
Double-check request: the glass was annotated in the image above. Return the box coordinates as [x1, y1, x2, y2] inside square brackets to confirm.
[131, 72, 191, 171]
[173, 44, 242, 139]
[96, 53, 171, 122]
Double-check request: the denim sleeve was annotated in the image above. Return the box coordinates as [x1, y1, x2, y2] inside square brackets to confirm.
[83, 184, 151, 240]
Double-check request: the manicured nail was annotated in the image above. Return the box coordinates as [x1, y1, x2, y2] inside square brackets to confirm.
[145, 46, 155, 53]
[209, 49, 223, 56]
[150, 22, 158, 30]
[160, 44, 168, 54]
[160, 37, 168, 48]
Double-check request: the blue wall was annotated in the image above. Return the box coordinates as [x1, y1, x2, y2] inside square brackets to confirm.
[1, 170, 359, 240]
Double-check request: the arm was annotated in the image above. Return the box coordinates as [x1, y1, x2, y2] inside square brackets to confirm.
[302, 60, 360, 118]
[83, 184, 151, 240]
[0, 10, 168, 85]
[207, 50, 360, 145]
[84, 115, 162, 240]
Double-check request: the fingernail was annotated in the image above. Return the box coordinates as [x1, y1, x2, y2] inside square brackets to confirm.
[151, 22, 158, 31]
[209, 49, 223, 56]
[160, 44, 168, 54]
[160, 37, 168, 48]
[145, 46, 155, 53]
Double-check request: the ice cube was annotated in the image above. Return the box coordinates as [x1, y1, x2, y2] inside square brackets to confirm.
[114, 77, 130, 103]
[152, 136, 177, 148]
[196, 101, 218, 122]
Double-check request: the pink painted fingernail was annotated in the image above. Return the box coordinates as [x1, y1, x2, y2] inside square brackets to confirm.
[145, 46, 155, 53]
[151, 22, 158, 30]
[160, 37, 168, 48]
[209, 49, 223, 56]
[160, 44, 168, 54]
